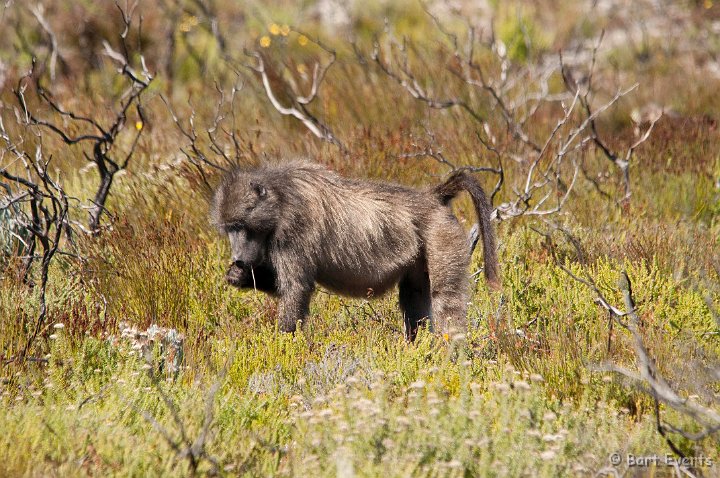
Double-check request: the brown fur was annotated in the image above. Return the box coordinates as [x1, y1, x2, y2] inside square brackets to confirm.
[211, 161, 499, 340]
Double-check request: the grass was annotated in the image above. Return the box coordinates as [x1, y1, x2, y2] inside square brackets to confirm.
[1, 0, 720, 476]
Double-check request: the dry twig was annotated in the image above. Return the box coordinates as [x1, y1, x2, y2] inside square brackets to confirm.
[241, 31, 346, 152]
[13, 3, 152, 233]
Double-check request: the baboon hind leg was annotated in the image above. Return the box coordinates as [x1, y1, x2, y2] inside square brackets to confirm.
[399, 263, 432, 342]
[425, 217, 471, 337]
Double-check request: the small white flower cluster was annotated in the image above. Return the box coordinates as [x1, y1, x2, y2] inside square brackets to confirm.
[110, 322, 185, 375]
[48, 322, 65, 340]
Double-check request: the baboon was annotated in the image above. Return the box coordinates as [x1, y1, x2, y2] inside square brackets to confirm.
[211, 161, 499, 340]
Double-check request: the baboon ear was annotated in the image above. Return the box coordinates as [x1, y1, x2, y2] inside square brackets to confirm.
[251, 182, 267, 199]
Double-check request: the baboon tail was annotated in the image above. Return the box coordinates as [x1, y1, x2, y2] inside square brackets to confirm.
[434, 170, 500, 287]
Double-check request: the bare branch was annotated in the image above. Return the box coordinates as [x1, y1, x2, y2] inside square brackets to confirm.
[538, 225, 720, 447]
[243, 47, 345, 152]
[13, 4, 153, 234]
[365, 12, 641, 222]
[130, 354, 231, 476]
[560, 43, 657, 203]
[0, 118, 72, 359]
[28, 4, 64, 81]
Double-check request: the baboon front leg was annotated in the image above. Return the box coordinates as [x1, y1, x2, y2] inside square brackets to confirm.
[399, 264, 431, 342]
[277, 285, 314, 333]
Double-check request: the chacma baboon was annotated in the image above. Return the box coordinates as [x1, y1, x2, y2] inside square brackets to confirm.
[211, 161, 499, 340]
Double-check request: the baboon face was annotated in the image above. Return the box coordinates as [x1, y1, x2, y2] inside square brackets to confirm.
[212, 171, 280, 286]
[226, 225, 267, 270]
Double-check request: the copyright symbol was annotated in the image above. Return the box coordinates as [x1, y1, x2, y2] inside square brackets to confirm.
[610, 453, 622, 466]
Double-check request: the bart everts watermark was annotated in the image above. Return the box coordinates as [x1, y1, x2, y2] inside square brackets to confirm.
[609, 452, 714, 468]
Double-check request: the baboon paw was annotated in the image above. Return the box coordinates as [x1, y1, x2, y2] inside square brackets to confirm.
[279, 319, 302, 333]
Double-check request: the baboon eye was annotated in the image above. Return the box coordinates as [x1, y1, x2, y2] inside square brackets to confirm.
[251, 182, 267, 198]
[227, 222, 244, 233]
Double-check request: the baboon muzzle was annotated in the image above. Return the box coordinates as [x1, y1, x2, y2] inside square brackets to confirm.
[225, 262, 249, 287]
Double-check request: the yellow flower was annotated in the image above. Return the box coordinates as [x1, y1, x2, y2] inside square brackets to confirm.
[298, 35, 309, 46]
[280, 24, 290, 36]
[135, 121, 143, 131]
[269, 23, 281, 36]
[704, 0, 713, 8]
[297, 64, 307, 74]
[443, 333, 449, 342]
[179, 14, 199, 33]
[260, 36, 271, 48]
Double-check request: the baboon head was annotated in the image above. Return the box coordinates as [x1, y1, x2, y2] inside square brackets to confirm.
[211, 169, 280, 287]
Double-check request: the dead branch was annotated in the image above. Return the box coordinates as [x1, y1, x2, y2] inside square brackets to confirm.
[369, 34, 485, 124]
[560, 36, 659, 204]
[367, 10, 654, 222]
[241, 31, 346, 152]
[28, 4, 65, 81]
[617, 272, 720, 425]
[190, 0, 228, 53]
[161, 78, 253, 192]
[14, 4, 152, 234]
[0, 116, 71, 360]
[131, 356, 230, 476]
[537, 225, 720, 453]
